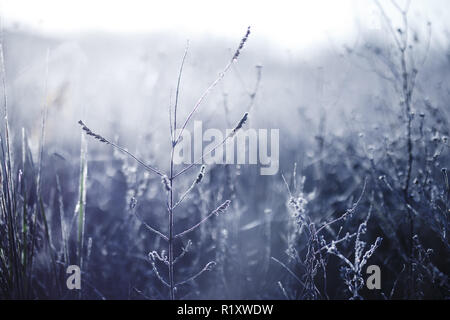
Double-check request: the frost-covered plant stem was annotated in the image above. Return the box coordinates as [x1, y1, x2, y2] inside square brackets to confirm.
[168, 147, 175, 299]
[373, 0, 433, 297]
[326, 207, 383, 299]
[79, 27, 251, 299]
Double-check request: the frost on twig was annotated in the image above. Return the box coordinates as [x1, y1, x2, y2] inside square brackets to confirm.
[173, 166, 206, 209]
[78, 120, 163, 176]
[173, 240, 193, 265]
[148, 252, 170, 288]
[175, 200, 231, 238]
[134, 211, 168, 241]
[325, 209, 383, 299]
[175, 261, 216, 287]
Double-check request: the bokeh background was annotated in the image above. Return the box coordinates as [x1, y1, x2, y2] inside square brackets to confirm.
[0, 0, 448, 299]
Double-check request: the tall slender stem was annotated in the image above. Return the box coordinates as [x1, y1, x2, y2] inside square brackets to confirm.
[398, 7, 415, 299]
[168, 145, 175, 300]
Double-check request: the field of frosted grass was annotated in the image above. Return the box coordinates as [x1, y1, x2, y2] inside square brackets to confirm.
[0, 10, 449, 299]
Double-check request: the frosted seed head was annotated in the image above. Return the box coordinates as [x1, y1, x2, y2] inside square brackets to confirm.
[78, 120, 110, 144]
[195, 165, 206, 184]
[205, 261, 217, 271]
[232, 26, 251, 60]
[130, 197, 137, 209]
[214, 200, 231, 216]
[161, 175, 171, 191]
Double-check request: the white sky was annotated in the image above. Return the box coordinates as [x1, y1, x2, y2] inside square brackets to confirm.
[0, 0, 447, 50]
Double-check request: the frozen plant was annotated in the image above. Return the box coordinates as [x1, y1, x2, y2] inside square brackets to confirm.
[325, 208, 383, 300]
[78, 27, 252, 299]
